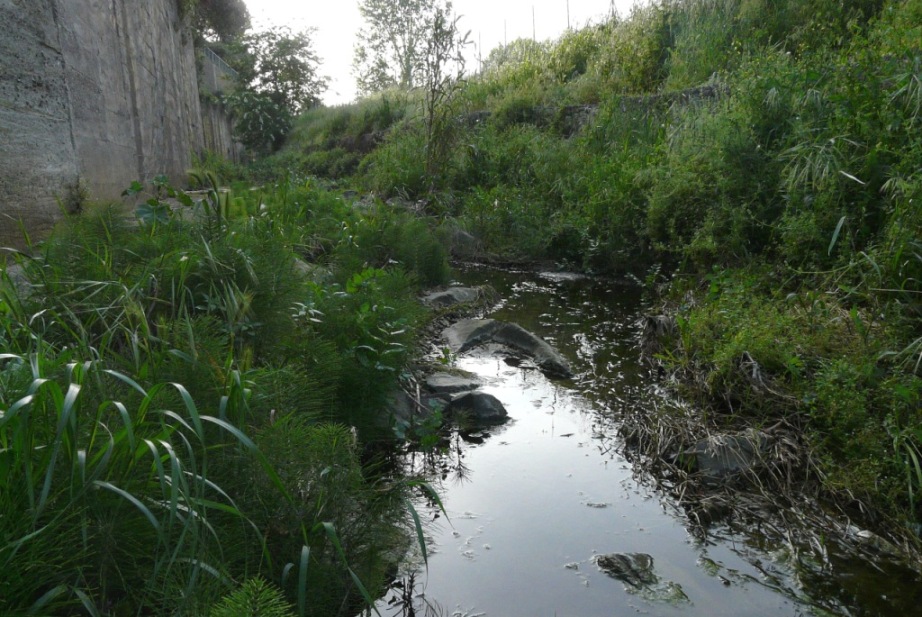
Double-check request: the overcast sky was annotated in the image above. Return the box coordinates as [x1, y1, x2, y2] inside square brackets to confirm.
[244, 0, 645, 105]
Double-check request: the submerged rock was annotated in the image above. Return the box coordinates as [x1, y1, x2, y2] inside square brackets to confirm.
[442, 318, 573, 378]
[383, 389, 441, 428]
[423, 286, 483, 308]
[447, 390, 508, 425]
[595, 553, 657, 587]
[679, 428, 771, 483]
[595, 552, 690, 604]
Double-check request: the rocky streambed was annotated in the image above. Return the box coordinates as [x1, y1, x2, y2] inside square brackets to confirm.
[377, 264, 921, 617]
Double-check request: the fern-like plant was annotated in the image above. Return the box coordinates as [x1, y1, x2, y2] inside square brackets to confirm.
[210, 578, 296, 617]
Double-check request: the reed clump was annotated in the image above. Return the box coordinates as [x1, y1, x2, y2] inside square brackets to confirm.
[0, 175, 450, 615]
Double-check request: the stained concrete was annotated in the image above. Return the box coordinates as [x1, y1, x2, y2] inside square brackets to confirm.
[0, 0, 229, 249]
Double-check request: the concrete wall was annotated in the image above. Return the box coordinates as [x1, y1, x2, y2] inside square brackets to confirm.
[0, 0, 206, 249]
[0, 0, 80, 246]
[202, 99, 240, 162]
[200, 47, 242, 162]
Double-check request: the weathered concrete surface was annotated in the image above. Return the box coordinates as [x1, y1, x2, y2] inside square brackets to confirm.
[0, 0, 211, 249]
[0, 0, 80, 245]
[200, 49, 242, 162]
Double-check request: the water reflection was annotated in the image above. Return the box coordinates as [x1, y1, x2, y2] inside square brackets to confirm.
[376, 265, 919, 617]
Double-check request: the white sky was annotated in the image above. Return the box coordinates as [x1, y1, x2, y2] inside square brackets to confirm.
[245, 0, 645, 105]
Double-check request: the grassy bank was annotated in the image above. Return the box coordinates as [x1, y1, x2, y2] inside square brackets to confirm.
[269, 0, 922, 539]
[0, 176, 450, 614]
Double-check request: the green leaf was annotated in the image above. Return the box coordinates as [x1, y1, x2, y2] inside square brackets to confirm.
[94, 480, 162, 538]
[317, 522, 380, 614]
[404, 496, 429, 569]
[297, 545, 309, 617]
[828, 216, 846, 256]
[121, 180, 144, 197]
[27, 584, 68, 614]
[170, 382, 205, 442]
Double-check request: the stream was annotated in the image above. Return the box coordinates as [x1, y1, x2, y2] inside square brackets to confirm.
[379, 265, 921, 617]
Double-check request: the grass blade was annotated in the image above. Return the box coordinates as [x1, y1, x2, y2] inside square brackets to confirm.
[169, 383, 204, 442]
[318, 522, 380, 615]
[298, 544, 309, 617]
[27, 584, 67, 615]
[404, 496, 429, 569]
[37, 382, 81, 516]
[200, 415, 293, 503]
[95, 480, 162, 539]
[828, 215, 846, 256]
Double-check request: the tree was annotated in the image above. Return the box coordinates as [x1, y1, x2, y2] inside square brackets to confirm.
[353, 0, 457, 95]
[353, 0, 469, 189]
[223, 27, 328, 154]
[180, 0, 251, 42]
[420, 7, 469, 180]
[230, 27, 327, 114]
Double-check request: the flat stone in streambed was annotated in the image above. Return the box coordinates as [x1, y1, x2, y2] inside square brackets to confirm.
[425, 373, 483, 394]
[442, 318, 573, 378]
[422, 286, 483, 308]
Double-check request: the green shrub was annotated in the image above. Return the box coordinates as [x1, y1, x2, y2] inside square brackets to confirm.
[360, 127, 429, 198]
[210, 578, 295, 617]
[586, 3, 673, 94]
[664, 0, 740, 90]
[297, 267, 421, 429]
[548, 26, 603, 82]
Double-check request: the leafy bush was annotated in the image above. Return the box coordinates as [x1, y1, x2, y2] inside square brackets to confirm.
[359, 126, 429, 197]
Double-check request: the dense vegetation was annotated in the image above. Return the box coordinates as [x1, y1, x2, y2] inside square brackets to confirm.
[267, 0, 922, 539]
[3, 0, 921, 613]
[0, 176, 450, 614]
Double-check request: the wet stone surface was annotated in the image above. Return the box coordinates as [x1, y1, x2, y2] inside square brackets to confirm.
[425, 373, 483, 395]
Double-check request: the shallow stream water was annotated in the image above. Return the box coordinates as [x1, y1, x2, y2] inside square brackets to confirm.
[380, 265, 921, 617]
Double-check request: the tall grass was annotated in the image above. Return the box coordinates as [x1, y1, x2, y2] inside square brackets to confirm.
[0, 353, 263, 613]
[1, 172, 451, 613]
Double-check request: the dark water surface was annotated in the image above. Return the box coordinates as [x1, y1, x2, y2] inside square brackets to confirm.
[379, 265, 920, 617]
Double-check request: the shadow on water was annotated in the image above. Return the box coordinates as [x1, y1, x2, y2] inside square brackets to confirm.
[374, 264, 921, 617]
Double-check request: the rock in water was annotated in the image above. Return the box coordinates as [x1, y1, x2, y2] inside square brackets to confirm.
[425, 373, 483, 394]
[595, 553, 658, 587]
[447, 391, 508, 425]
[596, 552, 690, 604]
[680, 429, 771, 483]
[442, 318, 573, 378]
[422, 286, 482, 308]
